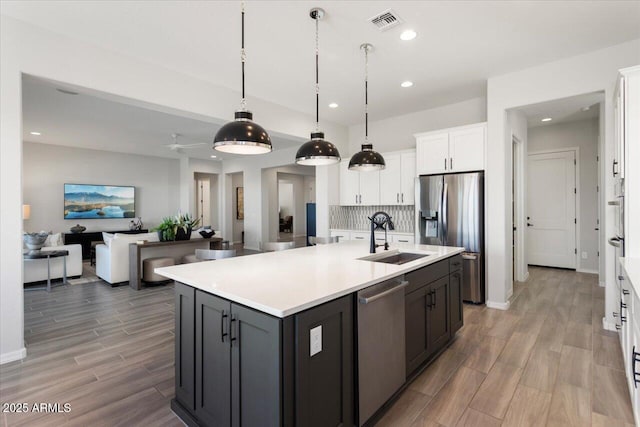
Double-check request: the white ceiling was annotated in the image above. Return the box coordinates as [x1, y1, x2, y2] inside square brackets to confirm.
[3, 1, 639, 126]
[22, 75, 303, 161]
[517, 92, 603, 128]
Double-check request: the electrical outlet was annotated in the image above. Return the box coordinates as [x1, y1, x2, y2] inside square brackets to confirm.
[310, 325, 322, 357]
[581, 251, 588, 260]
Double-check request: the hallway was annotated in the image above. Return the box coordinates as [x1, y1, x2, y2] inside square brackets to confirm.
[378, 266, 633, 426]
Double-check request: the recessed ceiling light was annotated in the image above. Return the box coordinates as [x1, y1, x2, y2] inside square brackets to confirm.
[401, 81, 413, 88]
[400, 29, 417, 41]
[541, 117, 552, 122]
[328, 102, 339, 108]
[210, 155, 217, 158]
[30, 131, 41, 136]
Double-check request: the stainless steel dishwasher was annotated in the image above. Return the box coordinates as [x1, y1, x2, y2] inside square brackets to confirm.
[357, 277, 408, 426]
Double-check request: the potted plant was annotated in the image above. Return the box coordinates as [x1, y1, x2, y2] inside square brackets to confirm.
[175, 212, 201, 241]
[152, 212, 201, 242]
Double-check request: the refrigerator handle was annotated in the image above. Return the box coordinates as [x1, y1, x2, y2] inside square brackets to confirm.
[441, 181, 448, 245]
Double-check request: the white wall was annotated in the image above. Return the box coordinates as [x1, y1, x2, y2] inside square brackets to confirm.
[528, 119, 600, 273]
[348, 97, 487, 155]
[304, 175, 316, 204]
[229, 173, 244, 244]
[0, 15, 346, 363]
[486, 39, 640, 321]
[23, 142, 180, 233]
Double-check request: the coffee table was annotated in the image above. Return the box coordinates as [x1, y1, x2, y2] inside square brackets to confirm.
[23, 250, 69, 292]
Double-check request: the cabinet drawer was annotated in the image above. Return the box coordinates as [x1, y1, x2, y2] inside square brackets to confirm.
[449, 255, 462, 272]
[393, 235, 414, 244]
[405, 259, 449, 294]
[351, 232, 369, 242]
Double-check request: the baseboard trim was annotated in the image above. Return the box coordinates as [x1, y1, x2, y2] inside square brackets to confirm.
[602, 317, 617, 332]
[577, 268, 599, 275]
[523, 271, 530, 282]
[486, 300, 511, 311]
[0, 347, 26, 364]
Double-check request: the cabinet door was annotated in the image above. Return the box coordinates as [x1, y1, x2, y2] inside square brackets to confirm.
[195, 290, 231, 427]
[231, 303, 281, 427]
[427, 277, 451, 356]
[416, 133, 449, 175]
[359, 170, 380, 205]
[449, 125, 485, 172]
[295, 295, 354, 427]
[340, 160, 360, 205]
[405, 286, 429, 376]
[351, 231, 369, 242]
[175, 282, 196, 411]
[392, 234, 414, 244]
[379, 153, 401, 205]
[400, 151, 416, 205]
[449, 271, 463, 334]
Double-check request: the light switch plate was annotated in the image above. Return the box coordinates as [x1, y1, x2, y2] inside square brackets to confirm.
[310, 325, 322, 357]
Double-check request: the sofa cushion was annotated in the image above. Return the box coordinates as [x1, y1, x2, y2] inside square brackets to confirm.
[44, 232, 62, 247]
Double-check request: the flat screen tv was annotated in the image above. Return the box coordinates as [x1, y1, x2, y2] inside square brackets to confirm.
[64, 184, 135, 219]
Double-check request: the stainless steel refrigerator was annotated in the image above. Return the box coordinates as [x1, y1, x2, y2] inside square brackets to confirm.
[415, 172, 485, 303]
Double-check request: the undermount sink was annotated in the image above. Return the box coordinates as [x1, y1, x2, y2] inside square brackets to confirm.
[359, 251, 430, 265]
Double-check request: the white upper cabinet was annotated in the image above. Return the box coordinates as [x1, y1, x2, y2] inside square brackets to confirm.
[339, 159, 380, 206]
[379, 151, 416, 205]
[415, 122, 486, 175]
[416, 133, 449, 175]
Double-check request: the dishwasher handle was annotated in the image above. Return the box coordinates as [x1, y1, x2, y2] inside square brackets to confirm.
[359, 280, 409, 305]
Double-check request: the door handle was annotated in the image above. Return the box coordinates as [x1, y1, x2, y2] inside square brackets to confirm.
[230, 314, 237, 346]
[358, 280, 408, 304]
[527, 223, 534, 227]
[608, 237, 621, 247]
[221, 310, 228, 343]
[633, 346, 640, 388]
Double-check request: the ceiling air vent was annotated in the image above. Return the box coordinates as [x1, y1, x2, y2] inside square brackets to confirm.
[368, 9, 403, 31]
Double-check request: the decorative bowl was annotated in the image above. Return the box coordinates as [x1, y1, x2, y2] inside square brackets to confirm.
[70, 224, 86, 233]
[199, 229, 215, 239]
[23, 232, 49, 250]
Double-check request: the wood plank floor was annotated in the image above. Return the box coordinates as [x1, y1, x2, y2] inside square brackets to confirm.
[0, 266, 633, 426]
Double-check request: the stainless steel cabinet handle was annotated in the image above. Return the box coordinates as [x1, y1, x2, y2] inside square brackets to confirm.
[608, 237, 621, 247]
[444, 158, 447, 170]
[401, 193, 404, 203]
[633, 346, 640, 388]
[608, 200, 620, 206]
[355, 195, 358, 204]
[397, 193, 399, 203]
[398, 239, 409, 243]
[450, 158, 453, 170]
[358, 280, 408, 304]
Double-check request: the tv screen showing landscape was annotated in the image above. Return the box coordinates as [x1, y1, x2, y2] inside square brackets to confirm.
[64, 184, 135, 219]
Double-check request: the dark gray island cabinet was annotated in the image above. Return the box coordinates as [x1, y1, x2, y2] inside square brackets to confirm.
[171, 252, 463, 427]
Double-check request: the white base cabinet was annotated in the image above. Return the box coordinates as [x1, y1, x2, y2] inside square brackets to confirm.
[330, 229, 414, 244]
[618, 259, 640, 426]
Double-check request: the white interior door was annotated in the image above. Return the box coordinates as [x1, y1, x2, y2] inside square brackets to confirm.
[527, 150, 576, 268]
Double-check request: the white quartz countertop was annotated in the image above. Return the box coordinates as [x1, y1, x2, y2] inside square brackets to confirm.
[621, 257, 640, 296]
[156, 241, 464, 318]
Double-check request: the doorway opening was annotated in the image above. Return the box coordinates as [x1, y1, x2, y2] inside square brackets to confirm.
[194, 172, 218, 229]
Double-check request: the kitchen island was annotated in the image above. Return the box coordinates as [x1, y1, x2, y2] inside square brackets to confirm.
[156, 241, 464, 427]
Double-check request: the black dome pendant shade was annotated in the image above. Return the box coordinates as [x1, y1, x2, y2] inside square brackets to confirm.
[349, 43, 385, 171]
[295, 8, 340, 166]
[213, 2, 272, 155]
[348, 144, 386, 171]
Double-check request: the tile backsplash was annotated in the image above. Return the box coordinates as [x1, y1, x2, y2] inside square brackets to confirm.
[330, 205, 414, 233]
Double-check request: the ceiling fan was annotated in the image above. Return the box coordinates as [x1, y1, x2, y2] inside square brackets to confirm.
[165, 133, 206, 151]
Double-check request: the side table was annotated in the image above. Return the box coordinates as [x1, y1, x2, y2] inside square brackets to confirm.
[23, 250, 69, 292]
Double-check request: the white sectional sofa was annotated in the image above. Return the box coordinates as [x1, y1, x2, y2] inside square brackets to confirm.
[23, 244, 83, 283]
[96, 231, 159, 285]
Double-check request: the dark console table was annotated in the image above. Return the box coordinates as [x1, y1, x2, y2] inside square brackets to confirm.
[64, 229, 149, 260]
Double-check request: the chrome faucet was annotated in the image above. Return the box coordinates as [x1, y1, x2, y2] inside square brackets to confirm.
[368, 211, 395, 253]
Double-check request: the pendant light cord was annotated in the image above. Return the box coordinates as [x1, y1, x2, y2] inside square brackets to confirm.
[315, 14, 320, 131]
[364, 46, 369, 142]
[240, 1, 246, 110]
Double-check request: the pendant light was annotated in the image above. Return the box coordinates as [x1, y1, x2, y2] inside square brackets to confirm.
[213, 2, 272, 155]
[295, 8, 341, 166]
[348, 43, 385, 171]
